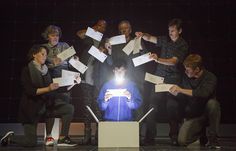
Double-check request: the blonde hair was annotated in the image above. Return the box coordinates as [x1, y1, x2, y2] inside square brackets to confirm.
[183, 54, 203, 70]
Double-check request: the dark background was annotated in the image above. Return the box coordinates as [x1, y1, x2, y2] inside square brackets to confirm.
[0, 0, 235, 123]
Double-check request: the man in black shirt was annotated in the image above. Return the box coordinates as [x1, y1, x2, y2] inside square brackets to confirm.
[136, 18, 189, 145]
[169, 54, 221, 149]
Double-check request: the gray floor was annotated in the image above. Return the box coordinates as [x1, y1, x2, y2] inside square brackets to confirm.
[1, 136, 236, 151]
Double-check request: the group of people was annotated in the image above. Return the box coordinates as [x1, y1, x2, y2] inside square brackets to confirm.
[0, 18, 221, 149]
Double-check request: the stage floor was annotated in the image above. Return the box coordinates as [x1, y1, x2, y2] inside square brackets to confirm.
[0, 136, 236, 151]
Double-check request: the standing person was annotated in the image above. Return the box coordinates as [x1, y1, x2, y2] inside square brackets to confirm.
[97, 59, 142, 121]
[169, 54, 221, 149]
[41, 25, 77, 146]
[75, 19, 107, 145]
[0, 45, 77, 147]
[136, 18, 189, 145]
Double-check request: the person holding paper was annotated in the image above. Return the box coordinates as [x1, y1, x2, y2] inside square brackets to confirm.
[97, 59, 142, 121]
[42, 25, 72, 78]
[41, 25, 78, 146]
[75, 19, 107, 145]
[1, 45, 76, 147]
[136, 18, 189, 145]
[168, 54, 221, 149]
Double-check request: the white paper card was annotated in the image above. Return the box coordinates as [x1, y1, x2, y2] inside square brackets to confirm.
[106, 89, 127, 97]
[122, 39, 135, 55]
[85, 27, 103, 42]
[57, 46, 76, 61]
[132, 53, 153, 67]
[53, 77, 74, 87]
[88, 46, 107, 63]
[145, 72, 164, 84]
[155, 84, 174, 92]
[69, 58, 88, 74]
[109, 35, 126, 45]
[133, 37, 142, 54]
[62, 69, 80, 78]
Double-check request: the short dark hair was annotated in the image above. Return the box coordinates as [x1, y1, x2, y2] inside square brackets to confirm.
[183, 54, 203, 70]
[112, 59, 127, 69]
[168, 18, 182, 30]
[41, 25, 62, 40]
[27, 45, 48, 61]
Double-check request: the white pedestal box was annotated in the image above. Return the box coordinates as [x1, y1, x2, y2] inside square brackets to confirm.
[98, 121, 139, 147]
[86, 106, 154, 148]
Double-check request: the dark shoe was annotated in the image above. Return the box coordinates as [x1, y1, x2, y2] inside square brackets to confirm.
[170, 136, 179, 146]
[1, 131, 14, 147]
[57, 136, 77, 147]
[206, 136, 221, 149]
[141, 139, 155, 146]
[199, 134, 208, 146]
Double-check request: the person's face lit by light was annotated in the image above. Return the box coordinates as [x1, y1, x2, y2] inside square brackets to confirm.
[113, 66, 126, 85]
[48, 32, 59, 46]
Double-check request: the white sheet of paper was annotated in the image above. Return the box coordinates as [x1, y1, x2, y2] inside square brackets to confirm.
[122, 39, 135, 55]
[53, 77, 74, 87]
[145, 72, 164, 84]
[57, 46, 76, 61]
[106, 89, 127, 97]
[85, 27, 103, 42]
[69, 58, 88, 74]
[88, 46, 107, 63]
[109, 35, 126, 45]
[133, 37, 142, 54]
[62, 69, 80, 78]
[155, 84, 173, 92]
[132, 53, 153, 67]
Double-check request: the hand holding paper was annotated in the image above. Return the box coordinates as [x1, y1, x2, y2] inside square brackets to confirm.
[69, 58, 88, 74]
[109, 35, 126, 45]
[85, 27, 103, 42]
[132, 53, 153, 67]
[155, 84, 174, 92]
[57, 46, 76, 61]
[145, 72, 164, 84]
[88, 46, 107, 63]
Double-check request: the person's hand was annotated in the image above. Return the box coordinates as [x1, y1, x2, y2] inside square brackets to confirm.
[135, 32, 144, 38]
[73, 55, 79, 61]
[124, 90, 131, 100]
[105, 42, 112, 55]
[149, 53, 159, 62]
[49, 83, 59, 91]
[75, 75, 81, 84]
[53, 57, 62, 66]
[104, 91, 113, 102]
[169, 85, 181, 96]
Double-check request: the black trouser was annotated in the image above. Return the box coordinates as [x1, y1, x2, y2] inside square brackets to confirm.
[80, 83, 102, 143]
[178, 99, 221, 146]
[11, 123, 38, 147]
[46, 103, 74, 137]
[145, 91, 183, 141]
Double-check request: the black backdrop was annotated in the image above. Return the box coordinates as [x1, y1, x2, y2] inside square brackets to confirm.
[0, 0, 235, 123]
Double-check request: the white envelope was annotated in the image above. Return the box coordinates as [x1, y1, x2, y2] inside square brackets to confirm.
[88, 46, 107, 63]
[62, 69, 80, 78]
[145, 72, 164, 84]
[53, 76, 75, 87]
[133, 37, 142, 54]
[109, 35, 126, 45]
[69, 58, 88, 74]
[106, 89, 127, 97]
[85, 27, 103, 42]
[122, 39, 135, 55]
[57, 46, 76, 61]
[132, 53, 153, 67]
[155, 84, 173, 92]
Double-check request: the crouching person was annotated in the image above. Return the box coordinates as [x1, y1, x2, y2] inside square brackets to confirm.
[169, 54, 221, 149]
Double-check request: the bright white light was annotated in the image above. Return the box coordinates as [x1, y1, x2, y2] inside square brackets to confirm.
[115, 76, 124, 84]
